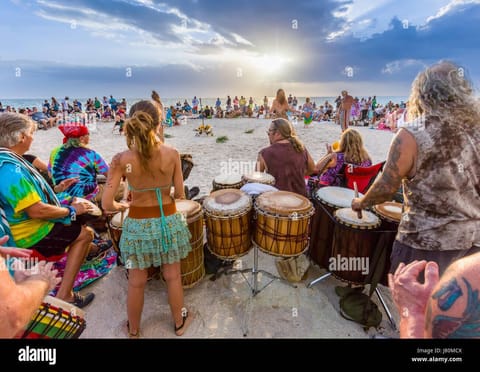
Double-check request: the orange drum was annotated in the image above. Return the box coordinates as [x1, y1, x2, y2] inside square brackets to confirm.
[372, 201, 402, 284]
[212, 173, 245, 191]
[203, 189, 252, 259]
[20, 296, 86, 339]
[242, 171, 275, 186]
[254, 191, 314, 257]
[331, 208, 380, 284]
[176, 199, 205, 288]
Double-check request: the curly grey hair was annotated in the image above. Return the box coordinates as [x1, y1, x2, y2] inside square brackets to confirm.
[408, 61, 479, 127]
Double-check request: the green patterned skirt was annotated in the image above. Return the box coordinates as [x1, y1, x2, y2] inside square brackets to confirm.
[120, 213, 192, 269]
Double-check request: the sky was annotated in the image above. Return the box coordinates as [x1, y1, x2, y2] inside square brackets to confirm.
[1, 0, 479, 99]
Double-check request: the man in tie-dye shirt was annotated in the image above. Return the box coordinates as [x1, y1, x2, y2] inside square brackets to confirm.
[49, 125, 109, 205]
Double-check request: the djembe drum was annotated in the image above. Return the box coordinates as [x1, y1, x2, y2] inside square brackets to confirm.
[372, 201, 402, 284]
[309, 187, 363, 269]
[20, 296, 86, 339]
[203, 189, 252, 259]
[331, 208, 381, 284]
[242, 172, 275, 186]
[212, 173, 245, 191]
[254, 191, 314, 257]
[176, 199, 205, 288]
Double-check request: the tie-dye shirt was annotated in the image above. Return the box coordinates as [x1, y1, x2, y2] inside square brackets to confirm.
[49, 145, 109, 204]
[0, 163, 54, 247]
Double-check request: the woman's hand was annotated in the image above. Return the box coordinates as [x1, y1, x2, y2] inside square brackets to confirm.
[54, 177, 79, 193]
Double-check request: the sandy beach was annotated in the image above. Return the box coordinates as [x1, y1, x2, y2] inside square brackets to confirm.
[30, 117, 400, 339]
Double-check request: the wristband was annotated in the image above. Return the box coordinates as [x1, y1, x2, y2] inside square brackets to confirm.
[67, 205, 77, 222]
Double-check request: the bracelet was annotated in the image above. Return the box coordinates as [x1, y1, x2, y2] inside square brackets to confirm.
[67, 205, 77, 222]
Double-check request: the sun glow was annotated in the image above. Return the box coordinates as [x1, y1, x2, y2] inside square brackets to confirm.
[251, 54, 290, 74]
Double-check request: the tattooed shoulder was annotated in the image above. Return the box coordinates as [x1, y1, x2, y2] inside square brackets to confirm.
[110, 151, 126, 170]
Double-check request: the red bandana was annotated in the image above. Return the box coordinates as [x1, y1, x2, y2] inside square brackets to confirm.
[59, 125, 89, 143]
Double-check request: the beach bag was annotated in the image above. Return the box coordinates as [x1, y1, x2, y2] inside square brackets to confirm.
[336, 286, 382, 329]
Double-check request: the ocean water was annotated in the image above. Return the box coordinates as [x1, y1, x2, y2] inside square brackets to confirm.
[0, 96, 408, 111]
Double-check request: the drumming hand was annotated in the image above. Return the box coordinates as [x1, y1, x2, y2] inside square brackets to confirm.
[0, 236, 33, 259]
[115, 200, 130, 212]
[14, 261, 61, 292]
[351, 198, 363, 212]
[55, 178, 79, 193]
[326, 143, 333, 154]
[70, 199, 91, 215]
[388, 260, 440, 317]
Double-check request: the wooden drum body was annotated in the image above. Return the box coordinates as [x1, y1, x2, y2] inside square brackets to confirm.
[203, 189, 252, 259]
[309, 187, 362, 269]
[176, 199, 205, 288]
[331, 208, 380, 284]
[254, 191, 314, 257]
[372, 201, 402, 285]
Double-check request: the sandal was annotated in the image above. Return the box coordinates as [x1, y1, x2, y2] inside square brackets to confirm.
[125, 321, 140, 338]
[174, 309, 194, 336]
[87, 239, 113, 260]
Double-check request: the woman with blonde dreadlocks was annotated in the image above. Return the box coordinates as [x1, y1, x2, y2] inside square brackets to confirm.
[102, 96, 194, 338]
[319, 128, 372, 186]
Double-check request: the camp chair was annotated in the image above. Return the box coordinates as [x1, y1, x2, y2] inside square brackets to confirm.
[343, 161, 386, 194]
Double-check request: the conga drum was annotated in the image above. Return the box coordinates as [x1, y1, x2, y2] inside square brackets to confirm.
[331, 208, 380, 284]
[372, 201, 402, 284]
[242, 171, 275, 186]
[203, 189, 252, 259]
[20, 296, 86, 339]
[254, 191, 314, 257]
[212, 173, 244, 191]
[309, 187, 363, 269]
[176, 199, 205, 288]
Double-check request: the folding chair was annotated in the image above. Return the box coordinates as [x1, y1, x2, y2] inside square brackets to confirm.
[343, 161, 385, 193]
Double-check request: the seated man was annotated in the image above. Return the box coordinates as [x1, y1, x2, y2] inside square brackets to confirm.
[0, 113, 95, 308]
[49, 124, 109, 205]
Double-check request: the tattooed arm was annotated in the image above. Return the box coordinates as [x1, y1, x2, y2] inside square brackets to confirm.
[425, 252, 480, 338]
[352, 129, 416, 211]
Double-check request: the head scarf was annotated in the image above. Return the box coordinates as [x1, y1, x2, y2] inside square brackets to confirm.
[59, 125, 89, 144]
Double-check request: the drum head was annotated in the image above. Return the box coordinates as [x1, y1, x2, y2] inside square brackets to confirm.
[203, 189, 251, 215]
[373, 202, 402, 222]
[335, 208, 380, 229]
[315, 186, 363, 208]
[255, 191, 312, 216]
[74, 197, 102, 216]
[242, 172, 275, 185]
[213, 173, 243, 186]
[176, 199, 203, 222]
[43, 295, 85, 318]
[111, 209, 129, 227]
